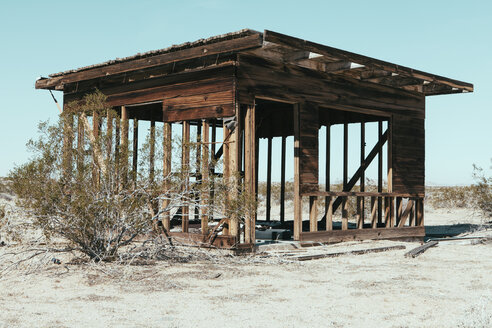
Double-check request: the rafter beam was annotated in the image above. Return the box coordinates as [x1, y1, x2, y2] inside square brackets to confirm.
[264, 30, 473, 93]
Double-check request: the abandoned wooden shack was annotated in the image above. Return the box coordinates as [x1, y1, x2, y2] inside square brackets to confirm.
[35, 29, 473, 249]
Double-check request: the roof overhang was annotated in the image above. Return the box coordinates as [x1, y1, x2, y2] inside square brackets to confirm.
[35, 29, 473, 96]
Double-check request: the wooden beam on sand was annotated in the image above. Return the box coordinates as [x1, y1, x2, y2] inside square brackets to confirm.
[404, 241, 438, 258]
[295, 245, 406, 261]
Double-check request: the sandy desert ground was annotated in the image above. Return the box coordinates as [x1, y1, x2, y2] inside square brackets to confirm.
[0, 195, 491, 328]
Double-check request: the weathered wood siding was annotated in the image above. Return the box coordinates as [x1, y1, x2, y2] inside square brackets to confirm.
[236, 54, 424, 119]
[298, 102, 319, 193]
[391, 113, 425, 195]
[64, 65, 236, 122]
[237, 54, 426, 195]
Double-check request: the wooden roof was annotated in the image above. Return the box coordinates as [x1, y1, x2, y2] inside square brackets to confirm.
[36, 29, 473, 96]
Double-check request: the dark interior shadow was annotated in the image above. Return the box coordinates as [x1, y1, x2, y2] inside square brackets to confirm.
[425, 223, 491, 237]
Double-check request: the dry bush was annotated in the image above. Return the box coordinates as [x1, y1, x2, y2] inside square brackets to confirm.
[427, 161, 491, 218]
[7, 91, 254, 262]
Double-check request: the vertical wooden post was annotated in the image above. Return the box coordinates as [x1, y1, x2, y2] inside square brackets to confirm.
[77, 114, 85, 180]
[396, 197, 403, 226]
[356, 196, 364, 229]
[266, 136, 272, 221]
[343, 120, 348, 191]
[409, 199, 415, 226]
[201, 120, 210, 234]
[244, 105, 256, 244]
[162, 122, 172, 232]
[416, 198, 424, 226]
[120, 106, 129, 189]
[387, 117, 393, 193]
[132, 119, 139, 185]
[210, 121, 216, 222]
[280, 134, 286, 224]
[309, 196, 318, 232]
[62, 112, 74, 190]
[325, 123, 331, 217]
[106, 110, 113, 164]
[359, 122, 365, 227]
[195, 122, 202, 222]
[326, 196, 333, 231]
[387, 118, 394, 228]
[293, 103, 302, 240]
[377, 120, 383, 225]
[254, 137, 259, 223]
[371, 196, 378, 228]
[223, 123, 231, 236]
[342, 196, 348, 230]
[228, 108, 241, 241]
[181, 121, 190, 233]
[149, 120, 155, 182]
[92, 110, 100, 187]
[114, 112, 120, 185]
[384, 197, 391, 227]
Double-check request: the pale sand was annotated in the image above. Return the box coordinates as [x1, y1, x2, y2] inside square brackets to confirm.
[0, 200, 491, 327]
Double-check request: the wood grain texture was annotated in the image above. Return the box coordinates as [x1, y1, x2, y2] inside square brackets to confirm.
[36, 34, 262, 90]
[300, 226, 426, 243]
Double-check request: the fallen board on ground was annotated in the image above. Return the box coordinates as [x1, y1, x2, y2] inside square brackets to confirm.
[404, 240, 438, 258]
[293, 245, 406, 261]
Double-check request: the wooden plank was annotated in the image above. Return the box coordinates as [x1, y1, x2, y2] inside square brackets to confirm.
[378, 121, 383, 225]
[263, 30, 473, 92]
[280, 135, 286, 223]
[76, 114, 84, 179]
[387, 117, 393, 193]
[300, 226, 426, 243]
[62, 113, 73, 188]
[106, 110, 113, 164]
[120, 106, 129, 188]
[36, 33, 263, 90]
[163, 103, 235, 122]
[325, 124, 331, 216]
[132, 119, 138, 185]
[92, 110, 100, 186]
[398, 199, 414, 227]
[236, 54, 426, 118]
[302, 191, 423, 198]
[370, 196, 377, 228]
[416, 198, 424, 226]
[326, 196, 333, 231]
[396, 197, 403, 226]
[356, 196, 364, 229]
[295, 245, 406, 261]
[228, 106, 240, 240]
[293, 104, 302, 240]
[63, 63, 235, 104]
[266, 136, 272, 221]
[201, 120, 210, 234]
[168, 232, 236, 249]
[162, 122, 172, 232]
[309, 196, 318, 232]
[244, 105, 256, 244]
[163, 90, 233, 111]
[404, 241, 438, 258]
[181, 121, 190, 233]
[343, 121, 348, 190]
[342, 197, 348, 230]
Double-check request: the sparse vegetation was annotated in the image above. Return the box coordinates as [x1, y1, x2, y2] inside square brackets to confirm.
[427, 161, 491, 219]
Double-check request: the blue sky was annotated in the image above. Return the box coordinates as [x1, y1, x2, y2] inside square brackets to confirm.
[0, 0, 490, 185]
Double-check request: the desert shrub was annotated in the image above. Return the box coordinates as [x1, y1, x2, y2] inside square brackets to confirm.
[8, 92, 158, 261]
[472, 162, 492, 218]
[427, 186, 473, 209]
[8, 92, 253, 260]
[427, 161, 491, 218]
